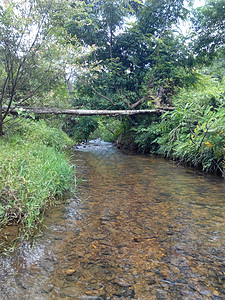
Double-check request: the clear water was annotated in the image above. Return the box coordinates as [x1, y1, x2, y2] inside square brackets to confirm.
[0, 140, 225, 299]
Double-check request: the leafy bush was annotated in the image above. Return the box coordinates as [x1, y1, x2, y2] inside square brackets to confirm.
[173, 75, 225, 109]
[155, 104, 225, 173]
[133, 122, 161, 153]
[154, 75, 225, 174]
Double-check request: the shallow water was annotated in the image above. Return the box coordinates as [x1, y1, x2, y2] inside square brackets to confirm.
[0, 140, 225, 299]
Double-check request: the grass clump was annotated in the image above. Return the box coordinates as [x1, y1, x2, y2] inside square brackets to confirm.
[7, 118, 73, 150]
[0, 119, 75, 236]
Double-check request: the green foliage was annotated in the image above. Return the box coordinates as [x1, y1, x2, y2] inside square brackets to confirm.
[90, 117, 122, 142]
[137, 0, 190, 36]
[142, 32, 198, 104]
[63, 116, 99, 142]
[156, 104, 225, 174]
[192, 0, 225, 61]
[173, 75, 225, 109]
[5, 118, 73, 150]
[0, 120, 75, 233]
[68, 0, 196, 109]
[133, 121, 161, 153]
[0, 0, 84, 136]
[154, 77, 225, 174]
[67, 0, 137, 50]
[119, 74, 225, 175]
[207, 58, 225, 81]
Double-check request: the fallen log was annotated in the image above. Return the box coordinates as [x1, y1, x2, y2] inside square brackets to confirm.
[4, 106, 175, 116]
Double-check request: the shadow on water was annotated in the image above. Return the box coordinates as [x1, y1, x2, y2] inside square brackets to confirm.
[0, 139, 225, 299]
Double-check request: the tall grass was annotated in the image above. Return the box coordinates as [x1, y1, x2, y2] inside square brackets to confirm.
[0, 119, 75, 234]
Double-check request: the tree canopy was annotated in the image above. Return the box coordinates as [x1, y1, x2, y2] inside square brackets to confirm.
[65, 0, 199, 112]
[0, 0, 225, 138]
[0, 0, 83, 136]
[192, 0, 225, 60]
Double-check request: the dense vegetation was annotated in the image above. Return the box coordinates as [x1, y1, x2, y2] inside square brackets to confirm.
[0, 119, 74, 249]
[0, 0, 225, 247]
[120, 73, 225, 175]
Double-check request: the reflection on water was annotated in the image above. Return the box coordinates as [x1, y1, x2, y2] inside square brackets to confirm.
[0, 140, 225, 299]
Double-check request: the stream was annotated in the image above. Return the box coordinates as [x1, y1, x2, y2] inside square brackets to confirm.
[0, 140, 225, 299]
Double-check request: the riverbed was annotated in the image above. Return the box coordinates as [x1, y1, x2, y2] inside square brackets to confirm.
[0, 140, 225, 299]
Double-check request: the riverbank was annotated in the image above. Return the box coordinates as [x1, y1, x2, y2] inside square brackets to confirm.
[115, 80, 225, 177]
[116, 110, 225, 177]
[0, 119, 75, 250]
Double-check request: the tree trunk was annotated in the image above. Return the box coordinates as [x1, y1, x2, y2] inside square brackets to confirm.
[109, 26, 113, 60]
[65, 75, 74, 102]
[0, 104, 3, 137]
